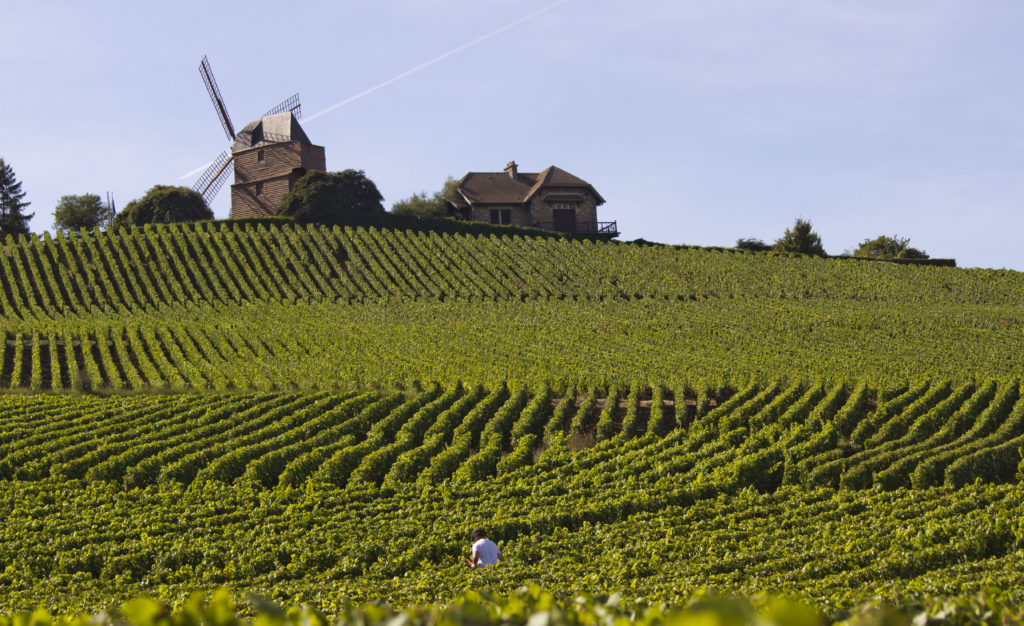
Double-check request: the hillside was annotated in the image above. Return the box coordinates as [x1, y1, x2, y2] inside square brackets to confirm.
[3, 223, 1021, 317]
[0, 223, 1023, 616]
[1, 223, 1022, 389]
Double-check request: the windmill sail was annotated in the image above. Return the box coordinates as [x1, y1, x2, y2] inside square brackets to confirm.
[192, 151, 234, 205]
[264, 93, 302, 119]
[199, 56, 236, 140]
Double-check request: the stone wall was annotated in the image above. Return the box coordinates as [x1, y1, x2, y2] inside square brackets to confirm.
[528, 188, 599, 225]
[469, 204, 532, 226]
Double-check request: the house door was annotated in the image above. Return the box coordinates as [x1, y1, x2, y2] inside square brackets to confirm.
[553, 207, 576, 233]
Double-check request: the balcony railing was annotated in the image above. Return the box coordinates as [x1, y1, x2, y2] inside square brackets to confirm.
[532, 221, 618, 236]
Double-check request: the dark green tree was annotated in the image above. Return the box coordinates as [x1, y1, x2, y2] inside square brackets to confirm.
[53, 193, 115, 232]
[735, 237, 771, 252]
[391, 176, 461, 218]
[773, 218, 826, 256]
[278, 169, 384, 224]
[854, 235, 928, 259]
[112, 185, 212, 228]
[0, 157, 33, 236]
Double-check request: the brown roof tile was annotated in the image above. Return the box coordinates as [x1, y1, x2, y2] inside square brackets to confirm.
[525, 166, 603, 204]
[458, 172, 535, 204]
[458, 165, 603, 205]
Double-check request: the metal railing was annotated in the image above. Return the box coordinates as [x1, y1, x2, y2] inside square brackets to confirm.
[532, 221, 618, 236]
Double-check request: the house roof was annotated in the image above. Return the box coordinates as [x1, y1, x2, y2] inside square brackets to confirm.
[457, 165, 604, 206]
[232, 112, 312, 152]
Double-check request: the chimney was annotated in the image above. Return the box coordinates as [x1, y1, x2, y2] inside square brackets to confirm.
[504, 161, 518, 179]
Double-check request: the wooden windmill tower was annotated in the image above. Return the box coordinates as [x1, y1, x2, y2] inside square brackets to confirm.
[193, 56, 326, 218]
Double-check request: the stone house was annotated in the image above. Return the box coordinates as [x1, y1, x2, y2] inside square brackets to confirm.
[447, 161, 617, 236]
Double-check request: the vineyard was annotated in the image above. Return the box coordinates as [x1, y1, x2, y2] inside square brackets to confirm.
[0, 223, 1023, 619]
[2, 380, 1023, 491]
[1, 224, 1023, 389]
[2, 223, 1022, 321]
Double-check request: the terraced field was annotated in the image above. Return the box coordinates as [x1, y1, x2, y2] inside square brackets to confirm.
[0, 223, 1023, 618]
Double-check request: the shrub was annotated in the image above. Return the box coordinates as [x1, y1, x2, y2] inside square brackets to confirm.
[278, 170, 384, 224]
[735, 237, 771, 252]
[112, 186, 212, 228]
[854, 234, 929, 260]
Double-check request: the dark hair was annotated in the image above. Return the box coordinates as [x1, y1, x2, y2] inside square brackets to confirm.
[471, 529, 486, 540]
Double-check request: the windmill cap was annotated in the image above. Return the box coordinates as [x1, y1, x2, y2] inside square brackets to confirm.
[232, 112, 312, 151]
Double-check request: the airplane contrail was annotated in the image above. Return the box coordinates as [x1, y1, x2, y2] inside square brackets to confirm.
[304, 0, 573, 122]
[181, 161, 214, 180]
[181, 0, 571, 180]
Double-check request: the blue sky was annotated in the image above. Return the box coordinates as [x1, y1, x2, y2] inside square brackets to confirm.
[2, 1, 1023, 269]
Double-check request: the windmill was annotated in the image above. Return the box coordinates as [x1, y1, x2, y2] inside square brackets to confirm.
[192, 55, 326, 218]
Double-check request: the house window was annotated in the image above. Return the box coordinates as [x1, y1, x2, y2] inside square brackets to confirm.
[490, 209, 511, 225]
[257, 150, 265, 163]
[255, 182, 264, 197]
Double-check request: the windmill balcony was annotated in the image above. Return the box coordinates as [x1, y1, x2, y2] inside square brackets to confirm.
[533, 221, 619, 237]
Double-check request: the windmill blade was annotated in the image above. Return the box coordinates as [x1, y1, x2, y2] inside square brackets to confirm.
[192, 151, 234, 204]
[263, 93, 302, 119]
[199, 55, 236, 140]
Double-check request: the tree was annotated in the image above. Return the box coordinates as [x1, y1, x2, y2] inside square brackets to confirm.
[278, 169, 384, 224]
[391, 176, 461, 218]
[735, 237, 771, 252]
[112, 185, 212, 228]
[53, 194, 114, 232]
[854, 235, 928, 259]
[773, 218, 826, 256]
[391, 192, 440, 218]
[0, 157, 33, 236]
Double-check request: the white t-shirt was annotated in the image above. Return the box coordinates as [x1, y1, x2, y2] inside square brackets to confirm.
[472, 538, 500, 566]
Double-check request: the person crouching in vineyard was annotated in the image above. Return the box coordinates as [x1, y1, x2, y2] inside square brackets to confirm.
[467, 529, 503, 568]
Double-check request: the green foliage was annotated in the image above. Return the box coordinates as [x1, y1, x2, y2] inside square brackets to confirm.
[854, 235, 929, 260]
[774, 218, 825, 256]
[6, 587, 1024, 626]
[0, 586, 1019, 626]
[388, 192, 438, 218]
[52, 193, 114, 231]
[945, 434, 1024, 488]
[391, 176, 460, 218]
[0, 378, 1022, 496]
[278, 170, 384, 224]
[0, 220, 1021, 616]
[112, 185, 212, 228]
[0, 223, 1020, 388]
[735, 237, 770, 252]
[0, 157, 33, 236]
[1, 404, 1024, 612]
